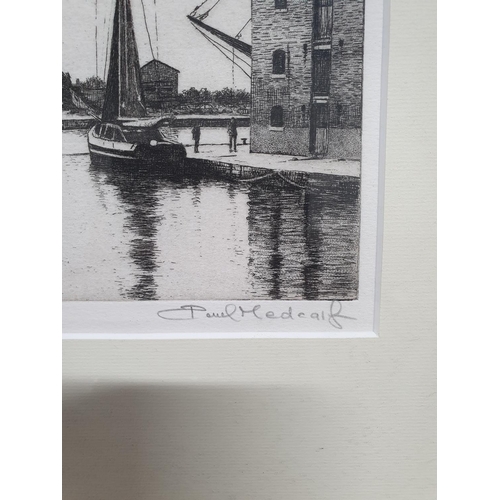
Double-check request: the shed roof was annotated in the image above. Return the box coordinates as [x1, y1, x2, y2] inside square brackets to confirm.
[141, 59, 180, 74]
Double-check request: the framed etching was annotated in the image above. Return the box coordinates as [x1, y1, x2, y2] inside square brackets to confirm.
[62, 0, 388, 338]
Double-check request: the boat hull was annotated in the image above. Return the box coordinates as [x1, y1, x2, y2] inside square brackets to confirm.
[89, 144, 186, 168]
[88, 127, 186, 169]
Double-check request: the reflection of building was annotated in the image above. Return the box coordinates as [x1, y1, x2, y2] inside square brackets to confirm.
[245, 180, 360, 300]
[250, 0, 364, 159]
[140, 59, 180, 109]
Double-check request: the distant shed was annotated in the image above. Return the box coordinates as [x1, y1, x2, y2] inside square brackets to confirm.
[140, 59, 180, 109]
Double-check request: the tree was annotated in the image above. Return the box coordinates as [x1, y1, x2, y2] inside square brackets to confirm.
[199, 87, 212, 101]
[81, 76, 106, 90]
[181, 87, 202, 101]
[235, 88, 250, 103]
[62, 72, 74, 109]
[213, 87, 236, 105]
[173, 86, 250, 114]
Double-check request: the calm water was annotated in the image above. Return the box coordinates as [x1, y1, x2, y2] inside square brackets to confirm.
[63, 130, 360, 301]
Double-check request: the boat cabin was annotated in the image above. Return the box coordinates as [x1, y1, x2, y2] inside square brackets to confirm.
[94, 122, 165, 144]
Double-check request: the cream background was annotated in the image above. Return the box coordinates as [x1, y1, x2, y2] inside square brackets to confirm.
[63, 0, 436, 498]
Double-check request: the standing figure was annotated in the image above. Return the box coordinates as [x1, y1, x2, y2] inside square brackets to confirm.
[227, 117, 238, 153]
[192, 122, 201, 153]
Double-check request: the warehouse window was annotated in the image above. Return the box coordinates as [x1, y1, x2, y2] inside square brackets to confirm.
[272, 49, 286, 75]
[275, 0, 287, 9]
[270, 106, 284, 127]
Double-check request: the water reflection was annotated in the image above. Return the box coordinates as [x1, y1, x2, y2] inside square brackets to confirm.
[89, 165, 203, 300]
[246, 177, 359, 300]
[67, 146, 359, 301]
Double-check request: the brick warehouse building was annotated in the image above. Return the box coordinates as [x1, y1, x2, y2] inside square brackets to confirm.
[140, 59, 179, 110]
[250, 0, 364, 158]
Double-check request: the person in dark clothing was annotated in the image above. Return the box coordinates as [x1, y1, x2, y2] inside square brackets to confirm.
[192, 122, 201, 153]
[227, 117, 238, 153]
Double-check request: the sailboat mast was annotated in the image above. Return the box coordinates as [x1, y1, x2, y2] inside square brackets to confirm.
[102, 0, 146, 121]
[95, 0, 99, 77]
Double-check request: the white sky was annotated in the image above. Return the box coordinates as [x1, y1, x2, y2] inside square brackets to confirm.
[62, 0, 251, 90]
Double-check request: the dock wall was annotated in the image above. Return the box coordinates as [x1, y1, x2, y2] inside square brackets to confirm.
[62, 119, 96, 130]
[185, 157, 309, 188]
[173, 116, 249, 128]
[62, 116, 250, 131]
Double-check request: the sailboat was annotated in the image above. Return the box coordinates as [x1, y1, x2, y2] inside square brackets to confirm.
[88, 0, 186, 167]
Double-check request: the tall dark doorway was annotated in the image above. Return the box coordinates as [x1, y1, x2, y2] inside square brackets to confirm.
[312, 49, 331, 95]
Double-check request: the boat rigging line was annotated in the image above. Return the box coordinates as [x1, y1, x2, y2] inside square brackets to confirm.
[232, 47, 235, 87]
[103, 0, 115, 80]
[235, 18, 251, 39]
[188, 12, 251, 70]
[233, 18, 250, 85]
[192, 24, 251, 78]
[154, 0, 159, 59]
[203, 33, 251, 68]
[190, 0, 211, 18]
[95, 0, 99, 77]
[140, 0, 156, 61]
[196, 0, 222, 20]
[188, 1, 252, 83]
[140, 0, 162, 113]
[70, 89, 101, 120]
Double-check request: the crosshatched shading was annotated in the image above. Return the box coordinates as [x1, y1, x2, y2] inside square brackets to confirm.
[62, 0, 365, 302]
[63, 131, 359, 301]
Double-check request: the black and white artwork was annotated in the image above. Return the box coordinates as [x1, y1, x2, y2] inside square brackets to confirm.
[63, 0, 385, 336]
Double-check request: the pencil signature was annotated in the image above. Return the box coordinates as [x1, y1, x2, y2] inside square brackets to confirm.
[157, 300, 355, 330]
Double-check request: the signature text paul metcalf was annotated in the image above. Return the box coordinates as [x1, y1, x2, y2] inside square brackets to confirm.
[157, 301, 355, 330]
